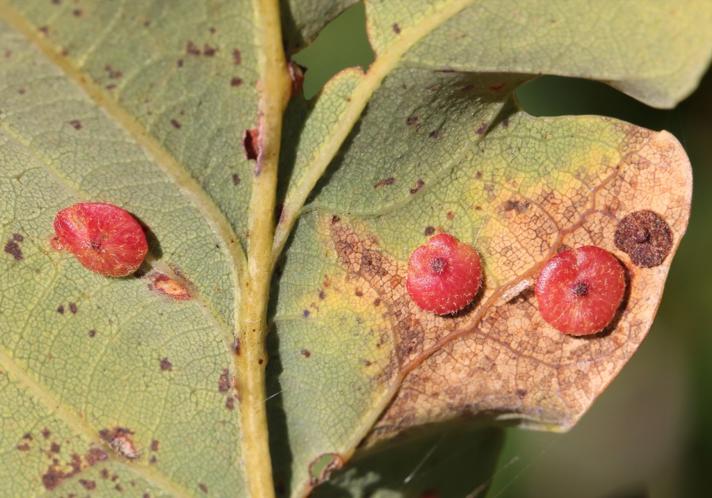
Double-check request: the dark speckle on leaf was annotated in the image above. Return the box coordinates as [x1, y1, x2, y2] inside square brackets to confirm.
[218, 368, 231, 393]
[424, 226, 435, 236]
[502, 199, 530, 213]
[429, 129, 440, 139]
[69, 119, 82, 130]
[159, 358, 172, 371]
[392, 23, 401, 34]
[243, 128, 259, 161]
[301, 349, 311, 358]
[232, 174, 241, 186]
[4, 236, 22, 260]
[231, 76, 243, 87]
[186, 41, 200, 56]
[374, 177, 395, 189]
[170, 119, 181, 129]
[409, 179, 425, 194]
[56, 305, 64, 314]
[69, 302, 78, 314]
[302, 309, 310, 318]
[232, 49, 242, 65]
[202, 44, 217, 56]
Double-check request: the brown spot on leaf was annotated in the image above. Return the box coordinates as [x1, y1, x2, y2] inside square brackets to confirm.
[104, 64, 122, 79]
[69, 119, 82, 130]
[409, 179, 425, 194]
[406, 115, 419, 126]
[159, 358, 172, 371]
[186, 41, 201, 56]
[72, 9, 82, 17]
[199, 483, 208, 493]
[50, 442, 61, 453]
[301, 349, 311, 358]
[429, 130, 440, 139]
[80, 479, 96, 490]
[243, 128, 259, 161]
[225, 396, 235, 410]
[232, 173, 241, 185]
[502, 199, 531, 214]
[85, 447, 108, 465]
[150, 440, 160, 452]
[476, 123, 488, 135]
[424, 226, 435, 236]
[41, 428, 51, 439]
[69, 302, 77, 314]
[42, 470, 62, 490]
[202, 44, 217, 56]
[232, 49, 242, 65]
[88, 329, 97, 338]
[374, 177, 395, 189]
[16, 442, 30, 451]
[231, 76, 243, 87]
[392, 23, 401, 34]
[218, 368, 231, 393]
[148, 271, 192, 300]
[170, 119, 182, 129]
[614, 210, 673, 268]
[4, 235, 22, 260]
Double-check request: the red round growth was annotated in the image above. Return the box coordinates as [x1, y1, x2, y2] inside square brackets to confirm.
[406, 233, 482, 315]
[53, 202, 148, 277]
[535, 245, 626, 335]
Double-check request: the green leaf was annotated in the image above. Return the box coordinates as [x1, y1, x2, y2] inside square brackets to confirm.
[366, 0, 712, 108]
[0, 1, 249, 496]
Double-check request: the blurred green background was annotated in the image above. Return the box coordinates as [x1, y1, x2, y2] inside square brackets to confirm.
[294, 4, 712, 498]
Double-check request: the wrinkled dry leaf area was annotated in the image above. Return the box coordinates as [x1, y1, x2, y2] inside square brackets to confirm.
[305, 120, 690, 447]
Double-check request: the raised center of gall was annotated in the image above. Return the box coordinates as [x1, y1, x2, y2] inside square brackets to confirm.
[572, 281, 589, 297]
[430, 257, 447, 274]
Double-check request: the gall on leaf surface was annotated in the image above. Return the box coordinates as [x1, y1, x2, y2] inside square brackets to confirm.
[53, 202, 148, 277]
[406, 233, 482, 315]
[535, 245, 626, 335]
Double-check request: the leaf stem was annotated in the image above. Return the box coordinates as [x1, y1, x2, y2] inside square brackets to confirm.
[236, 0, 291, 497]
[270, 0, 476, 265]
